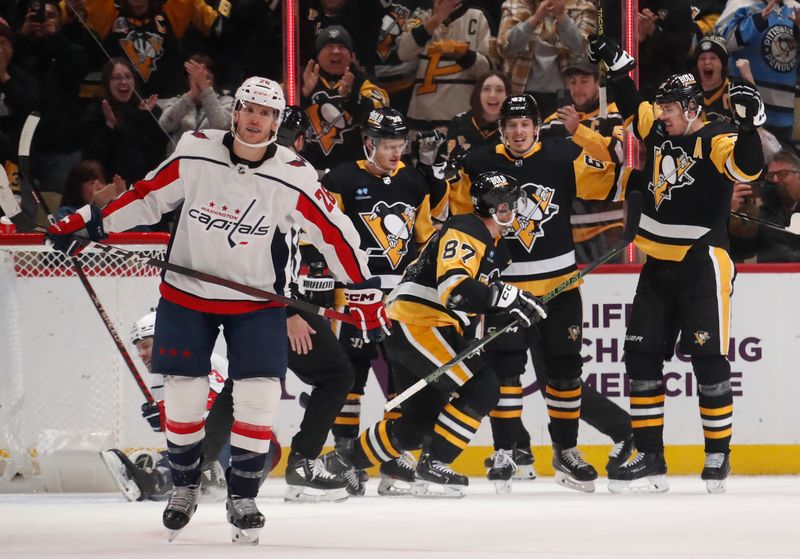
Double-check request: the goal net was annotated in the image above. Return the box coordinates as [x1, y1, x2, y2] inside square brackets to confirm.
[0, 232, 168, 491]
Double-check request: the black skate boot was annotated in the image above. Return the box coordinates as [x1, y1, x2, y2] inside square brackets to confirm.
[512, 446, 537, 481]
[552, 445, 598, 493]
[378, 452, 416, 496]
[100, 449, 143, 502]
[413, 452, 468, 498]
[607, 451, 669, 494]
[226, 494, 265, 545]
[606, 434, 635, 475]
[701, 452, 730, 494]
[163, 484, 200, 541]
[321, 441, 365, 497]
[486, 449, 517, 494]
[284, 451, 348, 502]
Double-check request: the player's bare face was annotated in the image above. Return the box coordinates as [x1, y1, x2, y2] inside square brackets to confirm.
[372, 138, 406, 171]
[657, 101, 690, 136]
[135, 338, 153, 373]
[317, 43, 352, 76]
[502, 117, 536, 156]
[697, 53, 723, 89]
[234, 101, 277, 145]
[567, 73, 599, 110]
[480, 76, 506, 122]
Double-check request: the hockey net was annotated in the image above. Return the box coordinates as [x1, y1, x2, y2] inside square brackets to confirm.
[0, 232, 169, 491]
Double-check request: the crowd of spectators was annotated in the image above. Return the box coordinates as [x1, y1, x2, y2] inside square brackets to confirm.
[0, 0, 799, 261]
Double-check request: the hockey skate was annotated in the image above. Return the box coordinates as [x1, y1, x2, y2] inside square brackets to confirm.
[377, 452, 416, 496]
[552, 445, 597, 493]
[701, 452, 730, 494]
[100, 449, 142, 502]
[163, 484, 200, 542]
[606, 434, 635, 475]
[226, 495, 265, 545]
[512, 446, 537, 481]
[284, 451, 348, 503]
[607, 451, 669, 494]
[412, 452, 467, 498]
[486, 449, 516, 494]
[321, 443, 365, 497]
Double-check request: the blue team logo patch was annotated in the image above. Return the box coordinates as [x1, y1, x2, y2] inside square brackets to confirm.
[761, 24, 797, 73]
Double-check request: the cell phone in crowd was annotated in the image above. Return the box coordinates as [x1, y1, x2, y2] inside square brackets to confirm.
[556, 88, 573, 109]
[31, 1, 46, 23]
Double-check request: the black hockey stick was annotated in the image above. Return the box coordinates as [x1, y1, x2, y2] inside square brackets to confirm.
[731, 210, 800, 236]
[384, 191, 643, 412]
[597, 4, 608, 118]
[15, 113, 156, 404]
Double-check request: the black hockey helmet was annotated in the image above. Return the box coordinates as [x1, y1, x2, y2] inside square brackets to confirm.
[363, 107, 408, 141]
[276, 105, 309, 147]
[471, 171, 523, 225]
[499, 94, 541, 128]
[655, 73, 703, 115]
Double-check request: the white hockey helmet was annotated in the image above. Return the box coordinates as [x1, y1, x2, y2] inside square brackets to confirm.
[131, 312, 156, 344]
[231, 77, 286, 148]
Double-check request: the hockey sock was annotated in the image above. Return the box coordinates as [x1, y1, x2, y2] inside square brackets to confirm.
[430, 402, 482, 463]
[698, 381, 733, 453]
[227, 444, 270, 497]
[545, 380, 581, 448]
[355, 419, 402, 469]
[489, 379, 524, 450]
[166, 439, 203, 487]
[332, 392, 361, 439]
[164, 375, 209, 487]
[629, 379, 665, 452]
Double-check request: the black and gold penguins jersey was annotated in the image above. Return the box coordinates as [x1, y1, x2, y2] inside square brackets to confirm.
[702, 78, 732, 123]
[386, 214, 510, 333]
[629, 101, 762, 261]
[322, 160, 435, 291]
[448, 141, 623, 296]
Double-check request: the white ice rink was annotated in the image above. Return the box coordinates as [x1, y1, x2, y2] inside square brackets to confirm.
[1, 476, 797, 559]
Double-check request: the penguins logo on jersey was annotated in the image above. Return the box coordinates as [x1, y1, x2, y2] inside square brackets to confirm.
[377, 4, 411, 62]
[693, 330, 711, 346]
[360, 201, 416, 268]
[650, 140, 696, 209]
[508, 184, 559, 252]
[306, 91, 353, 155]
[118, 28, 165, 82]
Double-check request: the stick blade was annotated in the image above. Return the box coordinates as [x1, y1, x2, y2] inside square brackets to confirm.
[621, 191, 643, 244]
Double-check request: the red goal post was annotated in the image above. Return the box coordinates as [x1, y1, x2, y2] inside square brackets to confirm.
[0, 232, 169, 491]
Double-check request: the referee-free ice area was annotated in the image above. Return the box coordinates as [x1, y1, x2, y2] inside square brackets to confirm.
[1, 476, 797, 558]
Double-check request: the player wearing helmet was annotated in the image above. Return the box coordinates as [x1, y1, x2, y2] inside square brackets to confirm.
[47, 76, 383, 544]
[589, 35, 765, 495]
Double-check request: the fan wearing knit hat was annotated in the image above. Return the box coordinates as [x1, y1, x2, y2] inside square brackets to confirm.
[693, 33, 732, 123]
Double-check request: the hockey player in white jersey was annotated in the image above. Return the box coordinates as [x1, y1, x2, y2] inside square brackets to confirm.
[48, 77, 387, 545]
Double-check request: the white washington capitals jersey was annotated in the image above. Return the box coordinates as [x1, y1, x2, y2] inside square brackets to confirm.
[101, 129, 371, 313]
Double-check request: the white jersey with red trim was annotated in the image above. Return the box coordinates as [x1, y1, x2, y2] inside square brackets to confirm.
[100, 129, 371, 313]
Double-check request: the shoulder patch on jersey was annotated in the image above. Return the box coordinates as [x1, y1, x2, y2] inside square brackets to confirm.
[191, 131, 209, 139]
[288, 157, 307, 167]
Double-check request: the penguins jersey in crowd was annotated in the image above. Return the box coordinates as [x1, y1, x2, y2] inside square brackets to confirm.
[628, 102, 763, 261]
[448, 141, 623, 295]
[701, 78, 733, 123]
[374, 1, 426, 85]
[386, 214, 510, 333]
[322, 160, 435, 291]
[94, 129, 370, 313]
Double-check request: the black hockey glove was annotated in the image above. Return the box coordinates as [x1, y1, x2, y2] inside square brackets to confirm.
[486, 282, 547, 328]
[46, 205, 107, 256]
[728, 81, 766, 133]
[588, 34, 636, 80]
[299, 261, 335, 307]
[141, 401, 163, 432]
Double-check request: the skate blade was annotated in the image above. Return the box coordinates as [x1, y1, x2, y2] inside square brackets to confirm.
[705, 479, 727, 494]
[411, 480, 466, 499]
[608, 475, 669, 494]
[512, 464, 537, 481]
[99, 451, 142, 502]
[377, 476, 413, 496]
[284, 485, 348, 503]
[554, 471, 595, 493]
[492, 479, 512, 495]
[231, 525, 261, 545]
[167, 528, 183, 543]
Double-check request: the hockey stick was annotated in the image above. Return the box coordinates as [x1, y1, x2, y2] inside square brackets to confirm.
[384, 192, 643, 412]
[597, 4, 608, 118]
[15, 114, 156, 404]
[731, 210, 800, 236]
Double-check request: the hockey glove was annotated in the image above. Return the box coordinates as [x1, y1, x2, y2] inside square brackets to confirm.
[728, 81, 766, 133]
[299, 262, 335, 307]
[486, 282, 547, 328]
[46, 204, 107, 256]
[345, 277, 391, 343]
[588, 34, 635, 80]
[141, 400, 164, 432]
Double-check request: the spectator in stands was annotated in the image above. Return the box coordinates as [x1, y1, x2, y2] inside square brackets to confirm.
[0, 16, 38, 146]
[300, 25, 389, 170]
[56, 159, 125, 214]
[299, 0, 383, 68]
[397, 0, 492, 131]
[720, 0, 799, 141]
[497, 0, 593, 116]
[14, 0, 88, 198]
[80, 58, 167, 186]
[693, 32, 732, 123]
[159, 53, 233, 155]
[690, 0, 727, 42]
[730, 150, 800, 262]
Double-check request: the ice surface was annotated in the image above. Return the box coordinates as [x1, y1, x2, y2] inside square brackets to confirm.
[1, 476, 797, 558]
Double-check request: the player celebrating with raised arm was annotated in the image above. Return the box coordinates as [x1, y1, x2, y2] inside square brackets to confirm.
[588, 35, 764, 494]
[47, 77, 385, 544]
